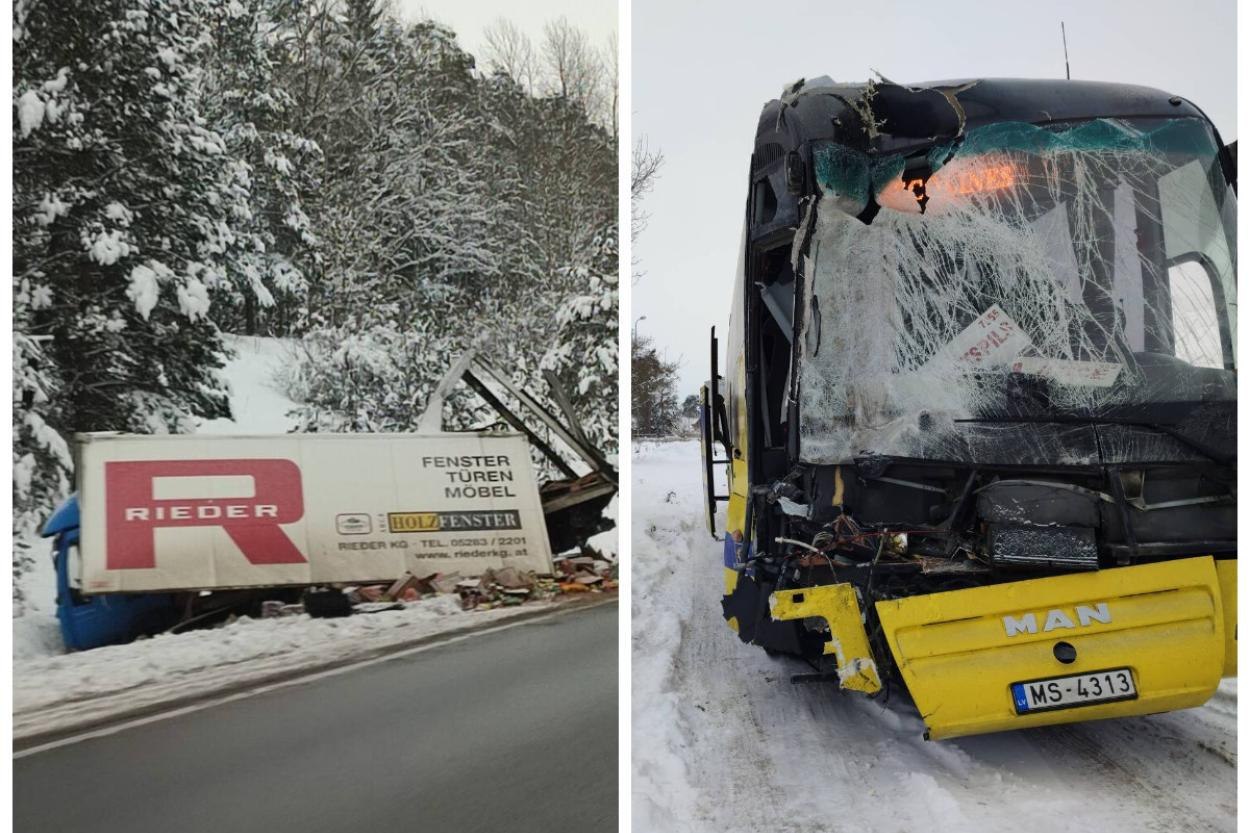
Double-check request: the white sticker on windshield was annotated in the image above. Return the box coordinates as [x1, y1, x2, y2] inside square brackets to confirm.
[1010, 357, 1122, 388]
[941, 304, 1033, 367]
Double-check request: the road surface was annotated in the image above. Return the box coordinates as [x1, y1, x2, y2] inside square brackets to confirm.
[15, 601, 617, 833]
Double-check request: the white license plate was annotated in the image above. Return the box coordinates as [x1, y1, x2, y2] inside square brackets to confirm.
[1011, 668, 1137, 714]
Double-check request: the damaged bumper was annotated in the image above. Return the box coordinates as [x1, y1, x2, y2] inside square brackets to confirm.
[877, 556, 1233, 739]
[762, 556, 1234, 739]
[770, 584, 881, 694]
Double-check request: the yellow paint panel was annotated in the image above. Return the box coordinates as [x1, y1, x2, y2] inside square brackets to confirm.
[725, 458, 748, 538]
[387, 512, 441, 532]
[720, 350, 750, 637]
[724, 352, 749, 539]
[771, 584, 882, 694]
[894, 586, 1214, 660]
[877, 557, 1225, 739]
[1216, 559, 1236, 677]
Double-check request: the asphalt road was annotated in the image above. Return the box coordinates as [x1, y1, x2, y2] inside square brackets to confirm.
[14, 601, 618, 833]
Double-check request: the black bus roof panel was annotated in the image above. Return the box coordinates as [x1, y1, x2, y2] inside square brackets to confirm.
[756, 77, 1207, 152]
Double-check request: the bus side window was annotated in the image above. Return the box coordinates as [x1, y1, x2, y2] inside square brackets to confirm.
[1157, 158, 1237, 366]
[1168, 259, 1223, 368]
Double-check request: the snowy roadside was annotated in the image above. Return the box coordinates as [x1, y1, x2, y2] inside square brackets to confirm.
[13, 529, 62, 662]
[14, 595, 565, 742]
[13, 505, 563, 742]
[632, 439, 1236, 833]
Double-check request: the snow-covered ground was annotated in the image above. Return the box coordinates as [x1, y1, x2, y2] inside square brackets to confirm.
[199, 334, 303, 434]
[632, 439, 1237, 833]
[13, 334, 614, 737]
[13, 530, 62, 661]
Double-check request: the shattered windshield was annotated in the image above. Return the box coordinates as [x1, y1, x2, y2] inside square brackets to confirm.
[797, 117, 1237, 465]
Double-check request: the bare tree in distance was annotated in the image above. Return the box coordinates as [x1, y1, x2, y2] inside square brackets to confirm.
[482, 17, 536, 92]
[632, 139, 664, 282]
[541, 17, 603, 119]
[482, 17, 615, 129]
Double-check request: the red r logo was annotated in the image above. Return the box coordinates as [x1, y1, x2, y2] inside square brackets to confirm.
[104, 459, 306, 570]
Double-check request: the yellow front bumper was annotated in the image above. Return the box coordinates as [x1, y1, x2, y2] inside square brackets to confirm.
[876, 556, 1233, 739]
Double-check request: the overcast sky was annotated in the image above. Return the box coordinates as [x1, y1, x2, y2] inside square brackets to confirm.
[394, 0, 617, 67]
[633, 0, 1238, 397]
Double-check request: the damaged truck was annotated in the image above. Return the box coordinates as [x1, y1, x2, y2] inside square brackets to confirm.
[701, 77, 1236, 739]
[44, 360, 616, 651]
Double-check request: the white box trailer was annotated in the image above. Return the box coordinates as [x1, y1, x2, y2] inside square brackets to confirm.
[76, 431, 554, 594]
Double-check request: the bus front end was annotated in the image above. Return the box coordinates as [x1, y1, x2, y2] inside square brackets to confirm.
[702, 78, 1237, 739]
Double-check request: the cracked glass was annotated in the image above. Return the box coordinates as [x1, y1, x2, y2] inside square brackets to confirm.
[797, 117, 1236, 465]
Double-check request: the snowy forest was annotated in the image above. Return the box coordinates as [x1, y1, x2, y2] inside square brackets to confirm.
[12, 0, 618, 584]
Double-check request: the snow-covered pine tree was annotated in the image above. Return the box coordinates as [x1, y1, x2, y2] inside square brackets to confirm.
[540, 225, 619, 453]
[469, 73, 616, 441]
[264, 8, 462, 427]
[284, 11, 532, 413]
[12, 330, 72, 609]
[201, 0, 322, 336]
[12, 0, 289, 548]
[516, 94, 616, 290]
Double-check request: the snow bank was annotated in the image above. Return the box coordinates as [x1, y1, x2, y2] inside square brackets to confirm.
[631, 440, 706, 831]
[197, 334, 302, 434]
[13, 530, 63, 660]
[631, 439, 1236, 833]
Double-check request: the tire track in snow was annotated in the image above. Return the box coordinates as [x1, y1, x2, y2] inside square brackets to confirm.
[658, 512, 801, 832]
[1022, 707, 1236, 830]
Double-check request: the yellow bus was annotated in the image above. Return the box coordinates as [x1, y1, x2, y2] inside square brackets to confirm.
[699, 77, 1237, 739]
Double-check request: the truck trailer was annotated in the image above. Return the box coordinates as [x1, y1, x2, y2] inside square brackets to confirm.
[700, 77, 1236, 739]
[44, 431, 556, 650]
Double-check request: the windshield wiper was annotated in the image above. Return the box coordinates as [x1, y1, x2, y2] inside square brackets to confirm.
[954, 414, 1234, 466]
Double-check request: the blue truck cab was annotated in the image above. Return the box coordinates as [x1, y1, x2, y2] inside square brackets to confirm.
[41, 494, 180, 651]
